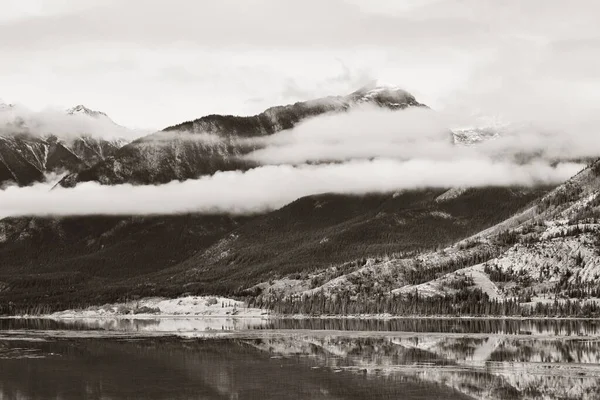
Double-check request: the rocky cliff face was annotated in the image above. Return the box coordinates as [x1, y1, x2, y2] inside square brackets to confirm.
[0, 134, 127, 186]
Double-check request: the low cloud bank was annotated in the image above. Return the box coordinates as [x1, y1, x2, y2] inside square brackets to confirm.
[244, 107, 457, 164]
[236, 105, 600, 165]
[0, 159, 583, 218]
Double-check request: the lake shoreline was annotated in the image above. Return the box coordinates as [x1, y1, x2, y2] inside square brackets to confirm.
[4, 295, 600, 321]
[6, 313, 600, 322]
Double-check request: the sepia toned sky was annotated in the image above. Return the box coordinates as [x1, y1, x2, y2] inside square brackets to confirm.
[1, 0, 599, 130]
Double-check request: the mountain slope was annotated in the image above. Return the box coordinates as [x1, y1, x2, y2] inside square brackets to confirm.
[0, 185, 551, 313]
[0, 214, 250, 314]
[59, 84, 426, 187]
[247, 161, 600, 314]
[0, 135, 47, 185]
[0, 134, 126, 186]
[145, 186, 550, 295]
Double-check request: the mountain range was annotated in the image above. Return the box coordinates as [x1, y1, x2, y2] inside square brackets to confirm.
[58, 84, 426, 187]
[0, 84, 594, 315]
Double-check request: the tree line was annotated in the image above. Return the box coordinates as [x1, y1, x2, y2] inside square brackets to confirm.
[250, 289, 600, 318]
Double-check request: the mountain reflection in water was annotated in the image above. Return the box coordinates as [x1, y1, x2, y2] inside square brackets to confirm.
[1, 318, 600, 399]
[3, 317, 600, 336]
[0, 337, 472, 400]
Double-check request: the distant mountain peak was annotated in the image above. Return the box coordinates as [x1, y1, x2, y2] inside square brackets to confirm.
[348, 81, 421, 110]
[66, 104, 108, 118]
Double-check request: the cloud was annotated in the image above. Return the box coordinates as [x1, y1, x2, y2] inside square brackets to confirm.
[0, 159, 583, 218]
[240, 104, 600, 165]
[2, 0, 599, 130]
[244, 106, 457, 164]
[0, 0, 489, 51]
[0, 104, 148, 140]
[437, 35, 600, 160]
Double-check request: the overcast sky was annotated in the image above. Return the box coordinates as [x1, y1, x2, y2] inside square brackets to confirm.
[1, 0, 599, 130]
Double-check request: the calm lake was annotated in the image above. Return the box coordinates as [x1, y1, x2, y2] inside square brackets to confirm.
[1, 318, 600, 399]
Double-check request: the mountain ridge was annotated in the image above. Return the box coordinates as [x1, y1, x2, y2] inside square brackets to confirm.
[58, 84, 427, 187]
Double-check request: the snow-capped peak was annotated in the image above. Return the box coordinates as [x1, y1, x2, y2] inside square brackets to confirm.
[66, 104, 108, 118]
[349, 80, 418, 109]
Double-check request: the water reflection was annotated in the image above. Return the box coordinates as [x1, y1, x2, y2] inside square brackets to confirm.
[3, 317, 600, 336]
[245, 334, 600, 400]
[2, 319, 600, 399]
[262, 318, 600, 336]
[0, 317, 268, 332]
[0, 337, 472, 400]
